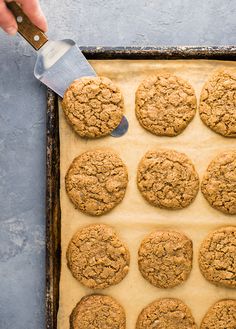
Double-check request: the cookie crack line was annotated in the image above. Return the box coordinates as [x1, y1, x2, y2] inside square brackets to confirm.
[136, 298, 197, 329]
[138, 230, 193, 288]
[67, 224, 130, 289]
[65, 149, 128, 216]
[199, 69, 236, 137]
[135, 73, 197, 136]
[62, 76, 125, 138]
[199, 226, 236, 288]
[201, 151, 236, 215]
[137, 149, 199, 210]
[70, 295, 126, 329]
[200, 300, 236, 329]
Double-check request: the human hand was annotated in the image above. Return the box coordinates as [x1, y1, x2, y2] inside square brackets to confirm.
[0, 0, 47, 35]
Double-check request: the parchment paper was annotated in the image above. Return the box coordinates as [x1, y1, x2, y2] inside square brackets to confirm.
[57, 60, 236, 329]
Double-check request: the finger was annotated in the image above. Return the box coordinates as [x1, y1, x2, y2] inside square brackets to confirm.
[17, 0, 48, 32]
[0, 0, 17, 34]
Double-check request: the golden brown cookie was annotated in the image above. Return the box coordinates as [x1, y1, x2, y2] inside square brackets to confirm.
[66, 224, 130, 289]
[201, 150, 236, 214]
[70, 294, 126, 329]
[65, 149, 128, 216]
[200, 299, 236, 329]
[137, 150, 199, 209]
[62, 76, 124, 138]
[136, 298, 197, 329]
[199, 226, 236, 288]
[138, 230, 193, 288]
[135, 72, 197, 136]
[199, 69, 236, 137]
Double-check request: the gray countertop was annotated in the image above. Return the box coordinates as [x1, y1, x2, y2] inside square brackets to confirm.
[0, 0, 236, 328]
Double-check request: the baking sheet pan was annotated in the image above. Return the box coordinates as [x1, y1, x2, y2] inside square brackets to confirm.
[46, 47, 236, 329]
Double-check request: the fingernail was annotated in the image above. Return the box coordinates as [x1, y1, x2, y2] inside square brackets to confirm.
[5, 26, 17, 35]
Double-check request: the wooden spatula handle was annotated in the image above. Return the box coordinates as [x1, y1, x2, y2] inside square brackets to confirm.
[7, 1, 48, 50]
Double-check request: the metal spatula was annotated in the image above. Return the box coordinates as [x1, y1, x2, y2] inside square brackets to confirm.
[8, 2, 128, 137]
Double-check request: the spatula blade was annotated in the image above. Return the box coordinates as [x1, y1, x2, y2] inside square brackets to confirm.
[34, 39, 96, 97]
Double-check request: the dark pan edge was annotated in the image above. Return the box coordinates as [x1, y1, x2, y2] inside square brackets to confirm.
[80, 45, 236, 60]
[46, 88, 61, 329]
[45, 46, 236, 329]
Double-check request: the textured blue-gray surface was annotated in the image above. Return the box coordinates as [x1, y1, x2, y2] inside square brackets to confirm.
[0, 0, 236, 328]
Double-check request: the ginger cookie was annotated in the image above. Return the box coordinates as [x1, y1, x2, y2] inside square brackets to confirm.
[135, 72, 197, 136]
[138, 230, 193, 288]
[136, 298, 197, 329]
[200, 299, 236, 329]
[199, 69, 236, 137]
[201, 150, 236, 214]
[62, 76, 124, 138]
[65, 149, 128, 216]
[137, 150, 199, 209]
[70, 294, 126, 329]
[199, 226, 236, 288]
[66, 224, 130, 289]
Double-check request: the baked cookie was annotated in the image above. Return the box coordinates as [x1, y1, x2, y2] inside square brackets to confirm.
[62, 76, 124, 138]
[137, 150, 199, 209]
[138, 230, 193, 288]
[70, 294, 126, 329]
[136, 298, 197, 329]
[199, 69, 236, 137]
[200, 299, 236, 329]
[201, 150, 236, 214]
[65, 149, 128, 216]
[135, 72, 197, 136]
[66, 224, 130, 289]
[199, 226, 236, 288]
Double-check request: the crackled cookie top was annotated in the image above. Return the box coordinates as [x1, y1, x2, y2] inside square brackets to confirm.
[137, 150, 199, 209]
[62, 76, 124, 138]
[138, 230, 193, 288]
[65, 149, 128, 216]
[135, 73, 197, 136]
[66, 224, 130, 289]
[70, 294, 126, 329]
[199, 226, 236, 288]
[201, 151, 236, 214]
[201, 299, 236, 329]
[136, 298, 197, 329]
[199, 69, 236, 137]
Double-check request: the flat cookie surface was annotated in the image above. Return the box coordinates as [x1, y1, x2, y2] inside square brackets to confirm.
[136, 298, 197, 329]
[70, 294, 126, 329]
[135, 72, 196, 136]
[65, 149, 128, 216]
[62, 76, 124, 138]
[201, 150, 236, 214]
[199, 226, 236, 288]
[200, 299, 236, 329]
[137, 150, 199, 209]
[199, 69, 236, 137]
[66, 224, 130, 289]
[138, 230, 193, 288]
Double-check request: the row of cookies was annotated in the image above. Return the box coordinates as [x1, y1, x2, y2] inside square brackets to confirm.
[70, 295, 236, 329]
[65, 148, 236, 215]
[66, 224, 236, 290]
[62, 69, 236, 138]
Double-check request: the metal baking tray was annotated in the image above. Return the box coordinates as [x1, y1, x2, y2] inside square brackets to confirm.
[46, 46, 236, 329]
